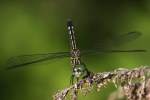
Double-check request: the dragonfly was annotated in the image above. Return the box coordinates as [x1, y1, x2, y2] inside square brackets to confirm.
[6, 19, 146, 84]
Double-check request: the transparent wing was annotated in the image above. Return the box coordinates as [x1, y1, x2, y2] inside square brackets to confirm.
[110, 31, 142, 45]
[81, 49, 146, 56]
[80, 31, 146, 55]
[6, 52, 70, 70]
[90, 31, 142, 49]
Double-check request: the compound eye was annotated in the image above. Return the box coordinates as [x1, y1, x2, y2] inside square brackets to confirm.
[77, 68, 81, 72]
[73, 68, 82, 78]
[74, 68, 79, 72]
[74, 67, 82, 72]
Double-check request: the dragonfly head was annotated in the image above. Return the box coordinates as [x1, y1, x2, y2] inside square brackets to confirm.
[73, 63, 89, 78]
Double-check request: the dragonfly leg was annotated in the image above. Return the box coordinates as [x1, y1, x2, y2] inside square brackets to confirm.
[70, 74, 80, 85]
[76, 77, 79, 83]
[70, 74, 75, 85]
[82, 68, 91, 79]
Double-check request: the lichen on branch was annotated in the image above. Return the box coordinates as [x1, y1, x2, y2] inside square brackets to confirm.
[53, 66, 150, 100]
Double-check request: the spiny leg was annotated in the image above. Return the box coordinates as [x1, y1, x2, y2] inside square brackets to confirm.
[70, 74, 75, 85]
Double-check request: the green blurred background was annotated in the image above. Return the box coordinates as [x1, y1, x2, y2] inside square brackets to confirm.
[0, 0, 150, 100]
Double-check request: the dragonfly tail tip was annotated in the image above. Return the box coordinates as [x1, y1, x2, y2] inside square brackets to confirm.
[67, 18, 73, 27]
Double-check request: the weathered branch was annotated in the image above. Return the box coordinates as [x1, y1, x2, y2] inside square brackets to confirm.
[53, 66, 150, 100]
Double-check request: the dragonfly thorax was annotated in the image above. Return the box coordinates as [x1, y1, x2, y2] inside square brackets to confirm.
[71, 49, 80, 58]
[70, 49, 81, 65]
